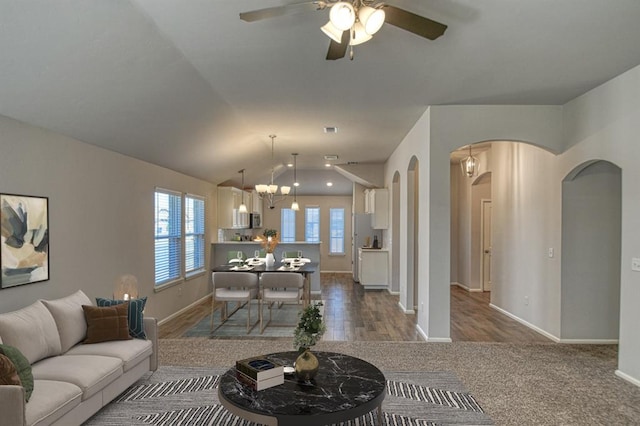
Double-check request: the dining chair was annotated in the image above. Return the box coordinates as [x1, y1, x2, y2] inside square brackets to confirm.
[259, 272, 304, 333]
[211, 272, 259, 333]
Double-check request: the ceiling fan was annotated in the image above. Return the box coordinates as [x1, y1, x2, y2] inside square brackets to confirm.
[240, 1, 447, 60]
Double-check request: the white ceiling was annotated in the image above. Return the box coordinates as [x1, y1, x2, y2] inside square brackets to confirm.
[2, 0, 640, 193]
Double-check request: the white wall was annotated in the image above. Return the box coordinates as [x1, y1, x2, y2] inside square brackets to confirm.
[0, 116, 216, 321]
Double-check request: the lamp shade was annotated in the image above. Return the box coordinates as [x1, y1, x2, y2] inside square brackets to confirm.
[359, 6, 385, 35]
[238, 203, 248, 213]
[280, 186, 291, 195]
[321, 21, 344, 43]
[255, 184, 268, 193]
[350, 22, 372, 46]
[330, 2, 356, 31]
[291, 200, 300, 211]
[268, 184, 278, 194]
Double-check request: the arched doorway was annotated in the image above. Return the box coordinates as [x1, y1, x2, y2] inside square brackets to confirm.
[561, 160, 621, 341]
[406, 156, 419, 313]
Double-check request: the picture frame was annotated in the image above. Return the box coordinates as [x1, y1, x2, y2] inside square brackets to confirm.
[1, 193, 50, 289]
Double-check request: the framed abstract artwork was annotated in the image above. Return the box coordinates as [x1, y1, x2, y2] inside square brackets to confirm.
[0, 193, 49, 289]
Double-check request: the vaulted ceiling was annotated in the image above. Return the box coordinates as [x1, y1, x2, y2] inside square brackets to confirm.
[2, 1, 640, 195]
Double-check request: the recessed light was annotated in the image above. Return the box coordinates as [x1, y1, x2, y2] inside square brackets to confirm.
[287, 162, 293, 167]
[326, 182, 333, 187]
[325, 163, 332, 167]
[324, 127, 338, 134]
[294, 182, 300, 187]
[324, 154, 338, 160]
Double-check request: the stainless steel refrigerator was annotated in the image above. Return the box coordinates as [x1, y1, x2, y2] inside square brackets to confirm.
[352, 213, 382, 282]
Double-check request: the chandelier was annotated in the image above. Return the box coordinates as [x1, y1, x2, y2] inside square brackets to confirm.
[255, 135, 290, 209]
[321, 1, 386, 58]
[291, 153, 300, 211]
[460, 144, 479, 178]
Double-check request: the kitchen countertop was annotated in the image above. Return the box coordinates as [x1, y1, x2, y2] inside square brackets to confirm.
[213, 241, 322, 244]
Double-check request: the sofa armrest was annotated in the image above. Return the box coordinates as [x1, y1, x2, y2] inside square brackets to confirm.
[144, 317, 158, 371]
[0, 385, 26, 426]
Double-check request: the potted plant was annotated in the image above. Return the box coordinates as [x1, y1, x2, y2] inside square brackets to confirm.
[293, 302, 325, 382]
[256, 229, 279, 266]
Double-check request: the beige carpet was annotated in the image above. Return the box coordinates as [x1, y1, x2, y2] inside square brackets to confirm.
[158, 339, 640, 425]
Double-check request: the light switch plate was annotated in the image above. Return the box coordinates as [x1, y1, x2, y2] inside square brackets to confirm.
[632, 258, 640, 272]
[548, 248, 554, 258]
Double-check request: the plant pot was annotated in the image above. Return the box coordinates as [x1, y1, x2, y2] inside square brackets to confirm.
[295, 348, 319, 382]
[265, 252, 275, 267]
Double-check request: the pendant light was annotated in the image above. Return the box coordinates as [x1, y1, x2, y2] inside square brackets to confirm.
[255, 135, 291, 209]
[238, 169, 248, 213]
[460, 144, 479, 178]
[291, 153, 300, 211]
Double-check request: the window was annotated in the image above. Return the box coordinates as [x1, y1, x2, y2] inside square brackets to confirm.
[329, 208, 345, 254]
[281, 208, 296, 242]
[305, 206, 320, 243]
[185, 194, 205, 275]
[155, 188, 206, 288]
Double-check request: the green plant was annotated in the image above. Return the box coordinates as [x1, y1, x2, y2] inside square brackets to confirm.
[263, 228, 278, 238]
[293, 302, 325, 350]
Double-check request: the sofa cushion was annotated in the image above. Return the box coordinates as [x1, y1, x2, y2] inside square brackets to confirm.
[66, 338, 152, 372]
[0, 301, 62, 364]
[42, 290, 93, 353]
[0, 344, 34, 401]
[31, 354, 122, 401]
[83, 303, 132, 344]
[96, 297, 147, 339]
[27, 379, 82, 426]
[0, 353, 21, 386]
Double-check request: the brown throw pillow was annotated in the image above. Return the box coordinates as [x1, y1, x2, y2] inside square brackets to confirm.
[0, 353, 22, 386]
[82, 303, 132, 344]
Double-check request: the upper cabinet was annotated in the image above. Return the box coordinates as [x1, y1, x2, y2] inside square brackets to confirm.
[364, 188, 389, 229]
[218, 186, 249, 229]
[251, 190, 263, 216]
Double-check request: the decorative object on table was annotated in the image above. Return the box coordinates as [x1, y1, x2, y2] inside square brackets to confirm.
[113, 274, 139, 300]
[256, 228, 279, 267]
[293, 301, 325, 382]
[235, 355, 284, 391]
[0, 193, 49, 289]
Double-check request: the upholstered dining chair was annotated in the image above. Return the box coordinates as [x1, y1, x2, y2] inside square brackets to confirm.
[211, 272, 259, 333]
[259, 272, 304, 333]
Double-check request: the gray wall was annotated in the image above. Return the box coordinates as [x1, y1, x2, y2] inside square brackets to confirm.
[0, 115, 216, 321]
[561, 161, 621, 339]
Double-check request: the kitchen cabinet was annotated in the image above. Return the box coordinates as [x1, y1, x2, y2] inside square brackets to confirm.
[364, 188, 388, 229]
[218, 186, 249, 229]
[251, 190, 263, 215]
[358, 248, 389, 289]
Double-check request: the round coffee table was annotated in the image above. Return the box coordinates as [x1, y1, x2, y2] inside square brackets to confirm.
[219, 351, 386, 426]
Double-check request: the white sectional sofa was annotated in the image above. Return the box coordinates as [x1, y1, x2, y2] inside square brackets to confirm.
[0, 290, 158, 426]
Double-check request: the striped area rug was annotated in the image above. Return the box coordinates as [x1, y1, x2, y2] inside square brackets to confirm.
[86, 367, 493, 425]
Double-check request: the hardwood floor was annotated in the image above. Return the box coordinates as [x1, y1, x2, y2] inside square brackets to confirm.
[159, 274, 551, 343]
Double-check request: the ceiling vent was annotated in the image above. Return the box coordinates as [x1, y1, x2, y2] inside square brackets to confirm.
[324, 154, 339, 161]
[324, 127, 338, 134]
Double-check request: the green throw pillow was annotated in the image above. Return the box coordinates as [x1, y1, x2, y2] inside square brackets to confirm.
[0, 344, 34, 402]
[95, 297, 147, 339]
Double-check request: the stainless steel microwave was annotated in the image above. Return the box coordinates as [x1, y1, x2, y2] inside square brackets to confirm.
[249, 213, 261, 229]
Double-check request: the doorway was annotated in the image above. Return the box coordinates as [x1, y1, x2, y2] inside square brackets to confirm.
[481, 199, 492, 291]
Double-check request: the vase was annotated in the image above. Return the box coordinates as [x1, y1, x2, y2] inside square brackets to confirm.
[295, 348, 319, 382]
[265, 252, 275, 267]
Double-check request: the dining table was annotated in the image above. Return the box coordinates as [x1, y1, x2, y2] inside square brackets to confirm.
[212, 261, 318, 307]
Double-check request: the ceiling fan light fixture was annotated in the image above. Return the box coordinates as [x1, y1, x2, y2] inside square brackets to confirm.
[359, 6, 385, 35]
[321, 21, 344, 43]
[349, 21, 372, 46]
[330, 2, 356, 31]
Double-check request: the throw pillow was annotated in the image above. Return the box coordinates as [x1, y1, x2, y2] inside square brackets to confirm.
[0, 353, 22, 386]
[0, 344, 34, 402]
[95, 297, 147, 339]
[82, 303, 132, 344]
[41, 290, 93, 352]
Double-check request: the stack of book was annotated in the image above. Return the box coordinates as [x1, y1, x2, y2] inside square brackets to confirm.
[235, 356, 285, 391]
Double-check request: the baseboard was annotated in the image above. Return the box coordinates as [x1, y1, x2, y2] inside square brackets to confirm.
[387, 289, 400, 296]
[398, 301, 415, 314]
[558, 338, 619, 344]
[320, 270, 352, 274]
[415, 324, 452, 343]
[158, 293, 211, 326]
[489, 303, 560, 342]
[615, 370, 640, 388]
[451, 282, 483, 292]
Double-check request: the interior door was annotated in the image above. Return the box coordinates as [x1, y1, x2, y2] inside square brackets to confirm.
[482, 200, 492, 291]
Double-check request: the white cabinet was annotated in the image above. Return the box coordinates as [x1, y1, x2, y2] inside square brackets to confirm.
[251, 190, 263, 215]
[358, 248, 389, 289]
[364, 188, 388, 229]
[218, 187, 249, 229]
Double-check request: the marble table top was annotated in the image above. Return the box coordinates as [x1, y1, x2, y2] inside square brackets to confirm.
[219, 351, 386, 426]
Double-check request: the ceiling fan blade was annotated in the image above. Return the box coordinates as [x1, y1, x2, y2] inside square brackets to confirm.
[326, 29, 349, 60]
[382, 5, 447, 40]
[240, 1, 323, 22]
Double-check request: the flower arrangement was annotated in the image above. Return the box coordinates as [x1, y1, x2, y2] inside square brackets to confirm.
[256, 228, 279, 253]
[293, 302, 325, 351]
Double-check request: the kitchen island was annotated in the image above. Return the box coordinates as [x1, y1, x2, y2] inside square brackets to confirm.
[211, 242, 321, 294]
